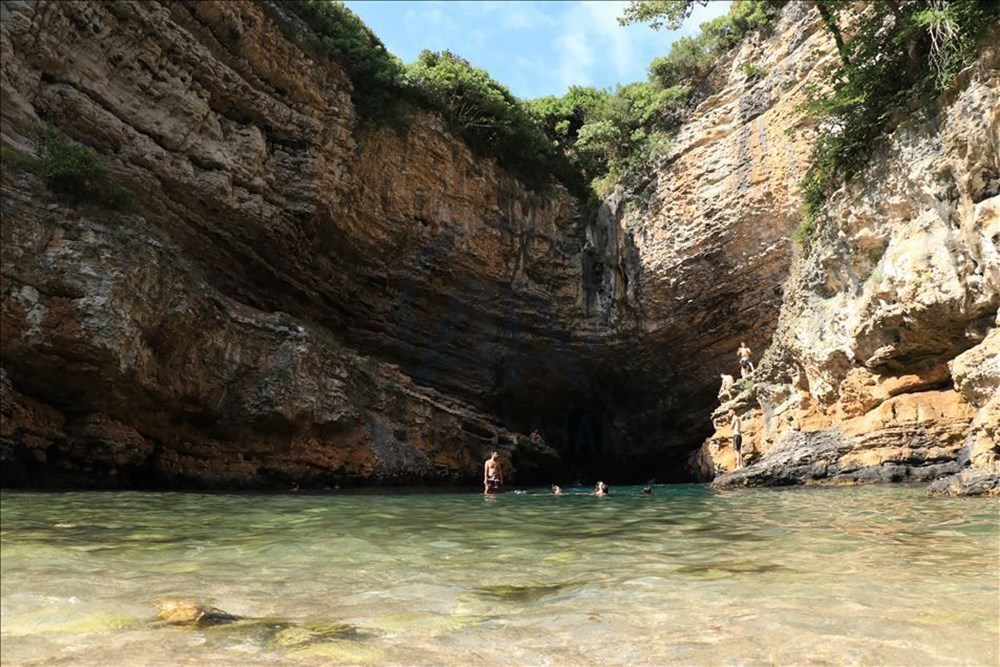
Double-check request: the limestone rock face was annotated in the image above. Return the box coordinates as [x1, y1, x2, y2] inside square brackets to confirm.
[584, 3, 840, 464]
[0, 0, 569, 487]
[1, 185, 561, 487]
[2, 0, 994, 488]
[701, 39, 1000, 489]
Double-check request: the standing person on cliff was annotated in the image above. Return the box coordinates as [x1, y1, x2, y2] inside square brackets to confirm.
[483, 451, 503, 494]
[729, 409, 744, 469]
[737, 342, 755, 378]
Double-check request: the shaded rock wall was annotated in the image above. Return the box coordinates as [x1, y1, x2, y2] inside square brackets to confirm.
[1, 0, 576, 487]
[0, 181, 562, 488]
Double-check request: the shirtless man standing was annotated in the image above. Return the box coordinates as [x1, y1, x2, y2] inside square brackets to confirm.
[483, 451, 503, 494]
[737, 342, 754, 378]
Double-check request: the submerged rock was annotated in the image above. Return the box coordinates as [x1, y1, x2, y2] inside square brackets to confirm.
[269, 620, 367, 649]
[154, 599, 242, 627]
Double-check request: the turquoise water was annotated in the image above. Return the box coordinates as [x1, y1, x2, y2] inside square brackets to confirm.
[1, 485, 997, 666]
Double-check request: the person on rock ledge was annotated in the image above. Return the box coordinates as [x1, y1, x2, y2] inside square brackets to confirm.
[719, 372, 735, 400]
[483, 451, 503, 495]
[729, 409, 744, 469]
[737, 341, 755, 378]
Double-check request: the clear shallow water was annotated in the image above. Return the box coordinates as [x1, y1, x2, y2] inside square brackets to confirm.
[1, 485, 997, 666]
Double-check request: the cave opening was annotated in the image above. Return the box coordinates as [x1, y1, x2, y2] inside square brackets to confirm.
[494, 382, 707, 487]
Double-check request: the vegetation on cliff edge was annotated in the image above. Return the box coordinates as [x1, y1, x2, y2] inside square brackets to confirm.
[798, 0, 1000, 238]
[284, 0, 997, 227]
[1, 127, 134, 210]
[282, 0, 782, 198]
[283, 0, 574, 192]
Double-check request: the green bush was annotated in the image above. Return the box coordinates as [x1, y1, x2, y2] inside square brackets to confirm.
[739, 62, 768, 81]
[34, 127, 133, 209]
[284, 2, 572, 191]
[284, 0, 408, 128]
[792, 218, 815, 248]
[640, 0, 785, 87]
[564, 0, 786, 194]
[648, 36, 714, 88]
[284, 0, 790, 198]
[799, 0, 1000, 229]
[404, 50, 572, 191]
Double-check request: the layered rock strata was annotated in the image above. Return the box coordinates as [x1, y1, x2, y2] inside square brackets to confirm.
[587, 3, 841, 464]
[701, 41, 1000, 494]
[1, 0, 574, 487]
[3, 0, 993, 489]
[0, 183, 562, 487]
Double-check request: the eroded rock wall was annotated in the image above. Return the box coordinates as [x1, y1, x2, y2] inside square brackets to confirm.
[584, 3, 839, 463]
[701, 39, 1000, 494]
[4, 0, 992, 489]
[1, 0, 573, 487]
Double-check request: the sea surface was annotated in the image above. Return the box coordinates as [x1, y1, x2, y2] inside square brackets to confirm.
[1, 485, 997, 666]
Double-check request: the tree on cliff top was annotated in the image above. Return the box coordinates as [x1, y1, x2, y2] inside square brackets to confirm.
[618, 0, 708, 31]
[284, 1, 573, 191]
[523, 0, 783, 197]
[623, 1, 1000, 241]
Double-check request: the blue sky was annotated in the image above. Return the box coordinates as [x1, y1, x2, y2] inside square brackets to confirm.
[342, 1, 733, 100]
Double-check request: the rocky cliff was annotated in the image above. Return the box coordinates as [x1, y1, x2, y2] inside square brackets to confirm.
[1, 0, 584, 487]
[700, 36, 1000, 495]
[586, 3, 841, 465]
[2, 1, 995, 490]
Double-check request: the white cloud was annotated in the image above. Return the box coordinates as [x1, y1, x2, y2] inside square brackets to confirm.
[584, 1, 637, 81]
[403, 5, 461, 43]
[346, 0, 735, 98]
[554, 1, 652, 92]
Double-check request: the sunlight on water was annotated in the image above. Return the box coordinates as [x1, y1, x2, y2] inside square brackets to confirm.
[1, 486, 997, 666]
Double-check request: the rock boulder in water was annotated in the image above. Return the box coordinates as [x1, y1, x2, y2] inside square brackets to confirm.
[154, 599, 241, 627]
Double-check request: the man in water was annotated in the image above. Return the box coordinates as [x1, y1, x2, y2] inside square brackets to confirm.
[594, 481, 609, 496]
[729, 409, 744, 469]
[737, 342, 754, 378]
[483, 451, 503, 494]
